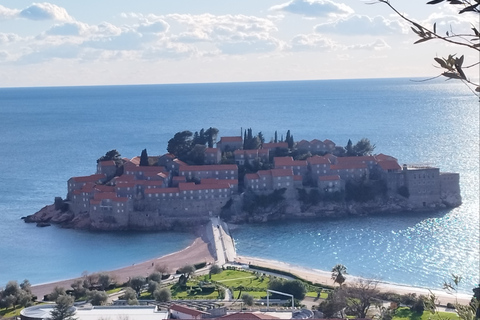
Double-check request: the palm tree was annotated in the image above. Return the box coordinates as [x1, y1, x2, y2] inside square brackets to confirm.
[331, 264, 347, 286]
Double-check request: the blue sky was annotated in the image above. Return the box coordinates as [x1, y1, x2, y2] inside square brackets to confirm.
[0, 0, 476, 87]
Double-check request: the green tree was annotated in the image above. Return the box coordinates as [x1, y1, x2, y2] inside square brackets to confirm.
[353, 138, 376, 156]
[331, 264, 348, 286]
[148, 272, 162, 283]
[128, 276, 146, 295]
[47, 287, 67, 302]
[147, 281, 158, 295]
[167, 131, 193, 160]
[209, 265, 222, 275]
[49, 295, 76, 320]
[70, 280, 87, 300]
[375, 0, 479, 96]
[242, 293, 254, 306]
[139, 149, 149, 166]
[177, 265, 196, 278]
[97, 273, 113, 291]
[346, 139, 354, 156]
[205, 127, 219, 148]
[87, 290, 108, 306]
[154, 288, 171, 302]
[97, 150, 121, 164]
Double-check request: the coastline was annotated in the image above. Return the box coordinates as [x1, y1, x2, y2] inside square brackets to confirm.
[30, 231, 216, 300]
[30, 223, 474, 307]
[236, 255, 473, 306]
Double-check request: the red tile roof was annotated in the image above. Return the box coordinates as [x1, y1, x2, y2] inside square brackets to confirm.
[90, 199, 101, 205]
[375, 153, 398, 161]
[170, 304, 208, 316]
[318, 175, 341, 181]
[378, 160, 402, 171]
[112, 197, 129, 203]
[130, 157, 140, 165]
[98, 160, 116, 167]
[94, 185, 115, 193]
[307, 155, 331, 165]
[271, 168, 293, 177]
[173, 176, 186, 181]
[245, 173, 260, 180]
[71, 174, 106, 183]
[293, 175, 303, 181]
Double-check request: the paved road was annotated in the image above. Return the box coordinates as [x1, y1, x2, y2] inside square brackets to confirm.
[210, 217, 236, 265]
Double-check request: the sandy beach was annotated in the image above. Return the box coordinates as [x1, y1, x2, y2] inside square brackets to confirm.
[31, 225, 473, 307]
[31, 232, 216, 300]
[236, 255, 473, 306]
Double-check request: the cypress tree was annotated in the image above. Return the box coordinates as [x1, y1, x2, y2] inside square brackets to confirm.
[140, 149, 149, 166]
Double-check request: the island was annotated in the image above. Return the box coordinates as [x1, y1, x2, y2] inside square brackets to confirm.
[23, 128, 462, 231]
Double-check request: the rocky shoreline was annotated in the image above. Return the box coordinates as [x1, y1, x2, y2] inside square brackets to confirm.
[22, 193, 460, 231]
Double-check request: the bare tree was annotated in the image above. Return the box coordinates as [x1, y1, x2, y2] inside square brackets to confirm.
[344, 279, 381, 318]
[372, 0, 480, 96]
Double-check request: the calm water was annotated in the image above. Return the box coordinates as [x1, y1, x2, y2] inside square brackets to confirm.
[0, 78, 478, 292]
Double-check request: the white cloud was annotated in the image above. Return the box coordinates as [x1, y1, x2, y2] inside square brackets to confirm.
[269, 0, 353, 18]
[45, 22, 90, 36]
[136, 20, 169, 34]
[0, 33, 20, 44]
[288, 33, 339, 51]
[315, 15, 408, 35]
[0, 5, 19, 20]
[348, 38, 391, 50]
[19, 3, 73, 21]
[166, 13, 281, 55]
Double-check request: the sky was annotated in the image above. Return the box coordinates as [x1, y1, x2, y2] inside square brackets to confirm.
[0, 0, 477, 87]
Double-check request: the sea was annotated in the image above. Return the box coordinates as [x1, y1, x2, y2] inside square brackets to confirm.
[0, 78, 478, 293]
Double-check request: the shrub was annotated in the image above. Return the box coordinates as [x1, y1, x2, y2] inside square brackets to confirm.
[194, 262, 207, 270]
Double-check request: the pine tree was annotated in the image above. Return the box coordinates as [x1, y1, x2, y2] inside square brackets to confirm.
[50, 295, 77, 320]
[274, 131, 278, 143]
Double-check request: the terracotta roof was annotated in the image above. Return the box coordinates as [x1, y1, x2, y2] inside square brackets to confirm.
[170, 304, 208, 316]
[90, 199, 101, 205]
[71, 174, 106, 183]
[378, 160, 402, 171]
[98, 160, 116, 167]
[323, 139, 335, 145]
[136, 180, 163, 187]
[94, 185, 115, 192]
[271, 168, 293, 177]
[319, 175, 341, 181]
[293, 175, 303, 181]
[257, 170, 271, 177]
[274, 156, 294, 165]
[130, 157, 141, 165]
[173, 159, 188, 166]
[245, 173, 260, 180]
[173, 176, 186, 181]
[219, 312, 280, 320]
[375, 153, 398, 161]
[310, 139, 324, 144]
[219, 136, 243, 143]
[307, 155, 331, 165]
[112, 197, 129, 203]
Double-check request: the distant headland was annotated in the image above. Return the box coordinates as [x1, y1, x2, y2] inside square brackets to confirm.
[23, 128, 462, 231]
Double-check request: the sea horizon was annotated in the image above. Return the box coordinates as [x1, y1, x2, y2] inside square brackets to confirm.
[1, 77, 478, 293]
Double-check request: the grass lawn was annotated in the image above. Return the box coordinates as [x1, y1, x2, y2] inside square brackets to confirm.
[210, 270, 269, 290]
[232, 291, 269, 299]
[305, 291, 329, 299]
[170, 285, 220, 300]
[106, 287, 123, 294]
[0, 306, 23, 318]
[393, 307, 459, 320]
